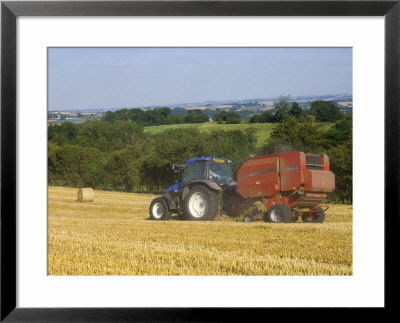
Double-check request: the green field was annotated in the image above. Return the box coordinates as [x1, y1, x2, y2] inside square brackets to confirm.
[144, 122, 276, 148]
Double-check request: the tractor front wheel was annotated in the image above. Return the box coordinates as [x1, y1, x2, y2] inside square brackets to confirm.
[184, 185, 219, 221]
[149, 197, 171, 221]
[264, 203, 292, 223]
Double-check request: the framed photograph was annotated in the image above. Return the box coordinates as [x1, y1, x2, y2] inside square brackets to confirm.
[1, 0, 398, 321]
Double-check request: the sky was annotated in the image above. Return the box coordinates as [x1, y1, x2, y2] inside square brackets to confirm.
[48, 47, 352, 111]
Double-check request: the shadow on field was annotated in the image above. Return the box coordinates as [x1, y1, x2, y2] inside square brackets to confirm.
[145, 214, 255, 222]
[145, 214, 187, 221]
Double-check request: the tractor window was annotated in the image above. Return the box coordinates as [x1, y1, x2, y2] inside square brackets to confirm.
[209, 162, 233, 185]
[182, 161, 208, 184]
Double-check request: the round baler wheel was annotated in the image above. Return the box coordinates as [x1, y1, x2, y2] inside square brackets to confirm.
[264, 203, 292, 223]
[149, 197, 171, 221]
[184, 185, 219, 221]
[301, 207, 325, 223]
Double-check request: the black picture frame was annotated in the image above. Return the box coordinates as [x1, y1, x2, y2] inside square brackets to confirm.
[1, 0, 399, 321]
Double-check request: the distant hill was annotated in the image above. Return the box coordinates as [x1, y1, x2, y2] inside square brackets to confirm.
[49, 93, 352, 113]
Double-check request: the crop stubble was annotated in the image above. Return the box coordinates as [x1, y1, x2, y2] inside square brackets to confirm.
[48, 186, 352, 275]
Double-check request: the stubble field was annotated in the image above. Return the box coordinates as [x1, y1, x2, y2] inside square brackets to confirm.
[48, 186, 352, 276]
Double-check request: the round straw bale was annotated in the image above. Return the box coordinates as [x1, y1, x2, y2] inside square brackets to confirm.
[77, 188, 94, 202]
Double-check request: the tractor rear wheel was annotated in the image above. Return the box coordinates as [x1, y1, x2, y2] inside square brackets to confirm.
[264, 203, 292, 223]
[301, 207, 325, 223]
[184, 185, 219, 221]
[149, 197, 171, 221]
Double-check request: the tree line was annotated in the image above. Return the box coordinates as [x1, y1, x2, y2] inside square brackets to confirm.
[100, 98, 345, 126]
[249, 99, 345, 123]
[48, 100, 352, 203]
[101, 106, 244, 125]
[48, 120, 257, 193]
[102, 107, 209, 125]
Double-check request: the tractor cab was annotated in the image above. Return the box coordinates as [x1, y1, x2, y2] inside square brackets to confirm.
[182, 157, 234, 187]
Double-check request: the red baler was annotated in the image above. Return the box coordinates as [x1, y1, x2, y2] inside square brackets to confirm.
[234, 151, 335, 223]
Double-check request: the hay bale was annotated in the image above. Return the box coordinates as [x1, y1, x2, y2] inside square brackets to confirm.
[77, 188, 94, 202]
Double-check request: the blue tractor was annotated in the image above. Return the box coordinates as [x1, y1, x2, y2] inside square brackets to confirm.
[149, 157, 237, 221]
